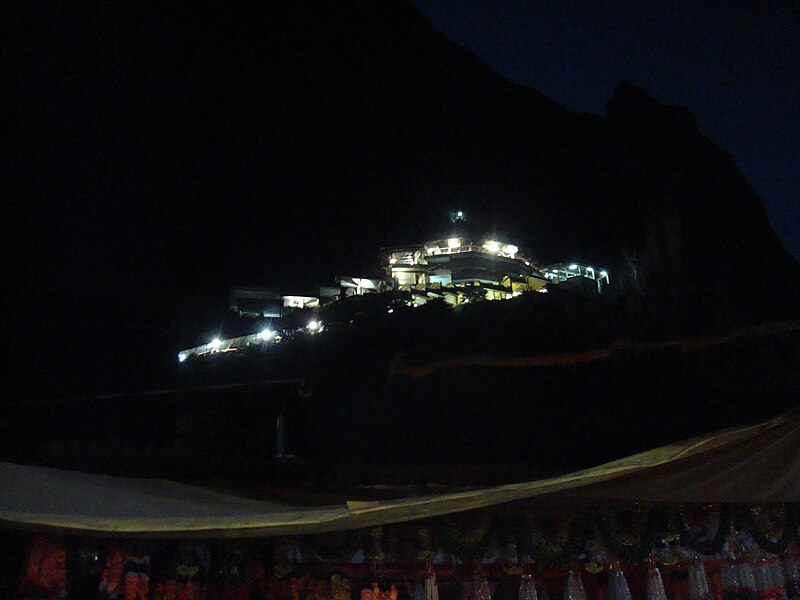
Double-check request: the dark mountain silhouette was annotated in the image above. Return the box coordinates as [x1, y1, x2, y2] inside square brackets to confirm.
[8, 1, 799, 397]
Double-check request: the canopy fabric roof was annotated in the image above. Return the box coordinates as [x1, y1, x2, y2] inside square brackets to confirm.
[1, 412, 798, 538]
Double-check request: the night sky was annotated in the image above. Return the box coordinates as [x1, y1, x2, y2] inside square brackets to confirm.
[411, 0, 800, 259]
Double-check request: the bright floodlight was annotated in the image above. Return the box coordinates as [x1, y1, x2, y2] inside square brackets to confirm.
[447, 238, 460, 249]
[457, 211, 464, 218]
[484, 240, 501, 252]
[504, 244, 518, 256]
[209, 338, 221, 350]
[259, 328, 275, 341]
[178, 352, 187, 363]
[307, 320, 320, 331]
[569, 264, 578, 270]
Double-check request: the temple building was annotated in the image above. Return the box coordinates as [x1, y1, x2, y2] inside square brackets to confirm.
[377, 237, 549, 306]
[179, 214, 610, 360]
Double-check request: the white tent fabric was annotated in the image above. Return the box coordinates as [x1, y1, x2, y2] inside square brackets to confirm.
[1, 412, 798, 537]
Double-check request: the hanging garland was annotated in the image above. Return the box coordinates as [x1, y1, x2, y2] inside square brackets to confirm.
[598, 504, 650, 563]
[745, 503, 798, 555]
[562, 512, 593, 566]
[520, 510, 575, 569]
[439, 514, 493, 561]
[640, 504, 682, 564]
[679, 503, 731, 556]
[414, 527, 435, 565]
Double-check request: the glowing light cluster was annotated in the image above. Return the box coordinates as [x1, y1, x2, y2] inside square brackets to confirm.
[482, 240, 518, 258]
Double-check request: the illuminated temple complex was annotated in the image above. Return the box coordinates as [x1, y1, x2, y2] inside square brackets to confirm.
[180, 214, 609, 360]
[377, 236, 607, 305]
[231, 234, 609, 314]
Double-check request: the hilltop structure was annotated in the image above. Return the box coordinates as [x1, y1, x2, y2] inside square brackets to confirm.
[377, 236, 608, 305]
[180, 215, 609, 361]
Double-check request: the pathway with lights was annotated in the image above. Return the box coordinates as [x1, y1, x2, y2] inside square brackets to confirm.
[178, 319, 322, 363]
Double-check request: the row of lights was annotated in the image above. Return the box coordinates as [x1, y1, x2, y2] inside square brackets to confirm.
[551, 264, 608, 278]
[182, 265, 595, 364]
[424, 239, 519, 257]
[182, 263, 609, 364]
[179, 319, 323, 362]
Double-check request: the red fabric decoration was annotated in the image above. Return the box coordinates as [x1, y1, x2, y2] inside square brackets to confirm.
[101, 548, 126, 597]
[18, 535, 67, 599]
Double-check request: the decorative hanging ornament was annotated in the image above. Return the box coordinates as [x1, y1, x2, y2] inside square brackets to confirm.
[473, 572, 492, 600]
[562, 570, 586, 600]
[721, 556, 741, 600]
[688, 558, 712, 600]
[608, 563, 633, 600]
[519, 574, 538, 600]
[425, 566, 440, 600]
[646, 562, 669, 600]
[754, 558, 772, 600]
[737, 557, 758, 600]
